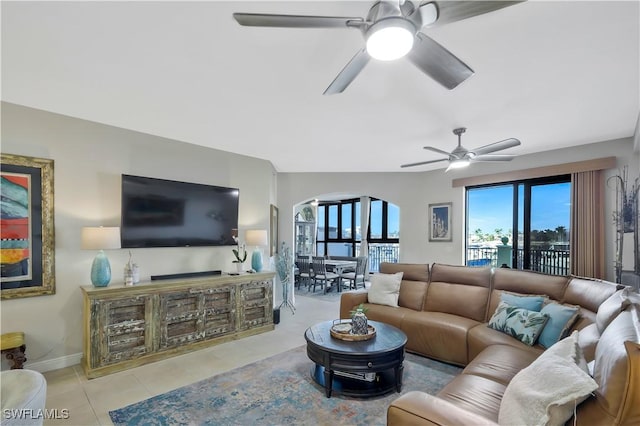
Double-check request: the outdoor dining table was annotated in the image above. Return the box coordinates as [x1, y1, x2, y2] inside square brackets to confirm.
[324, 259, 357, 293]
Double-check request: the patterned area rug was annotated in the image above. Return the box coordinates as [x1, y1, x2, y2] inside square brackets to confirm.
[109, 345, 461, 426]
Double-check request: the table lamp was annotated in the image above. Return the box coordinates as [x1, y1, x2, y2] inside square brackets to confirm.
[245, 229, 268, 272]
[81, 226, 121, 287]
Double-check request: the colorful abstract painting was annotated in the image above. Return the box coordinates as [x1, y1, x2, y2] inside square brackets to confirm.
[1, 173, 32, 281]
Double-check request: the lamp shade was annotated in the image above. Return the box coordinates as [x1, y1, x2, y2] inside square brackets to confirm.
[245, 230, 268, 247]
[81, 227, 121, 250]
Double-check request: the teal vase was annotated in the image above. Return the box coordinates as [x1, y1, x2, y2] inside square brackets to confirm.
[91, 250, 112, 287]
[251, 250, 263, 272]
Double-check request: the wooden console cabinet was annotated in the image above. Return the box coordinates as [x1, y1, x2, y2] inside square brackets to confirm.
[81, 272, 274, 378]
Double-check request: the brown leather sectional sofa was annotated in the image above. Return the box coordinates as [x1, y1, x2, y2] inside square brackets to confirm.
[339, 262, 640, 425]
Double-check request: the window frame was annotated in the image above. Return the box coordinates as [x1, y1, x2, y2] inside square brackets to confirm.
[316, 198, 399, 256]
[465, 174, 571, 273]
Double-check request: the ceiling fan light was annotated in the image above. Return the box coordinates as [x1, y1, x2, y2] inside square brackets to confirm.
[448, 159, 470, 169]
[366, 18, 415, 61]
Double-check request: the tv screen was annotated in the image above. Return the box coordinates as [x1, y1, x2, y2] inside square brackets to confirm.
[121, 174, 239, 248]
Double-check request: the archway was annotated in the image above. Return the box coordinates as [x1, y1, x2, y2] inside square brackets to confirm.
[293, 194, 400, 272]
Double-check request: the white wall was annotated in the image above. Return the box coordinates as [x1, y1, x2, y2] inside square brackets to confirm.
[278, 138, 638, 281]
[1, 102, 276, 371]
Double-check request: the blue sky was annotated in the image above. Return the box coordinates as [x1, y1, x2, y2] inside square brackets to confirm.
[468, 182, 570, 234]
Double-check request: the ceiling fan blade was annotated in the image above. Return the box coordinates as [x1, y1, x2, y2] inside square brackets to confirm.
[423, 146, 452, 156]
[408, 33, 474, 90]
[233, 13, 364, 28]
[472, 154, 516, 162]
[432, 1, 525, 26]
[323, 49, 370, 95]
[401, 158, 448, 168]
[470, 138, 521, 156]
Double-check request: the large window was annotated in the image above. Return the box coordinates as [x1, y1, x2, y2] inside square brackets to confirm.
[466, 176, 571, 275]
[316, 198, 399, 271]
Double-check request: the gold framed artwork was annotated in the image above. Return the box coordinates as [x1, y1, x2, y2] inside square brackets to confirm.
[270, 204, 279, 256]
[1, 153, 55, 299]
[428, 202, 452, 242]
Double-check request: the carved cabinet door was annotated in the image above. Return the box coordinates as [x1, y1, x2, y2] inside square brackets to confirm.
[92, 295, 154, 367]
[158, 289, 204, 349]
[201, 285, 236, 339]
[238, 279, 273, 330]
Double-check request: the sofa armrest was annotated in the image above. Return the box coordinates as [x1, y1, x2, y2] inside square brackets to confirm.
[339, 291, 368, 319]
[387, 391, 499, 426]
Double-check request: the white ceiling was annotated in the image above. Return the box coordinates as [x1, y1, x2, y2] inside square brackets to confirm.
[2, 1, 639, 172]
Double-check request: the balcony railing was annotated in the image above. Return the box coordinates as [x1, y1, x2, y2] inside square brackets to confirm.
[466, 247, 570, 276]
[355, 243, 400, 272]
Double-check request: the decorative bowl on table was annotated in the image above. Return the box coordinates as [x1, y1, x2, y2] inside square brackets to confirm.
[330, 319, 376, 341]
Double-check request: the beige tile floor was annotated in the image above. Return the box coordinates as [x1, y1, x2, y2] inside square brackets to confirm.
[41, 294, 338, 426]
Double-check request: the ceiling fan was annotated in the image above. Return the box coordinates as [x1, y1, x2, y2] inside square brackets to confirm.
[401, 127, 521, 171]
[233, 1, 524, 95]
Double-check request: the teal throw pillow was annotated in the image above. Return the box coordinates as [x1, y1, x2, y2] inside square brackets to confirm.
[488, 301, 549, 346]
[538, 303, 581, 349]
[500, 292, 545, 312]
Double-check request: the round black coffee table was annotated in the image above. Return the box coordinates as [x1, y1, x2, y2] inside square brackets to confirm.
[304, 320, 407, 398]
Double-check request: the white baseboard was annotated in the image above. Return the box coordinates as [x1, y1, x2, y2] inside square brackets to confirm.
[26, 353, 82, 373]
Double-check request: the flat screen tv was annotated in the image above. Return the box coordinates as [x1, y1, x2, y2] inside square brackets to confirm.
[121, 174, 239, 248]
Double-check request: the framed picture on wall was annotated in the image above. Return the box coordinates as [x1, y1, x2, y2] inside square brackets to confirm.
[270, 204, 279, 256]
[428, 202, 452, 242]
[1, 153, 55, 299]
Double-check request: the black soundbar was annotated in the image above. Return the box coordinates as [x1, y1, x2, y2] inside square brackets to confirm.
[150, 270, 222, 281]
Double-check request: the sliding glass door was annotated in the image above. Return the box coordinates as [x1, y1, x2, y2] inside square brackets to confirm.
[466, 176, 571, 275]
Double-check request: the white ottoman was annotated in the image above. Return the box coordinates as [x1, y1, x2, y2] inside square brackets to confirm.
[1, 369, 47, 426]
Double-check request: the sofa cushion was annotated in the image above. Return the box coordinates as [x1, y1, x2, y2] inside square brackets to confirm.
[576, 323, 600, 362]
[401, 311, 479, 365]
[360, 303, 409, 330]
[339, 291, 368, 320]
[488, 268, 569, 321]
[595, 288, 631, 333]
[426, 263, 492, 322]
[492, 268, 569, 300]
[437, 374, 507, 423]
[463, 344, 539, 386]
[577, 304, 640, 425]
[368, 272, 403, 307]
[388, 391, 500, 426]
[545, 331, 589, 372]
[538, 302, 581, 349]
[488, 301, 549, 346]
[563, 276, 621, 313]
[380, 263, 429, 311]
[498, 334, 597, 426]
[468, 323, 545, 361]
[500, 292, 546, 311]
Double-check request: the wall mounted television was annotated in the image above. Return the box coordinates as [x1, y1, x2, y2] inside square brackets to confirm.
[121, 174, 239, 248]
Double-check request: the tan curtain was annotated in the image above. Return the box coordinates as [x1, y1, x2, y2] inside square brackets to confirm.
[570, 170, 605, 278]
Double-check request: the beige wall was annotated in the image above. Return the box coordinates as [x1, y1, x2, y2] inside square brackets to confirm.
[277, 138, 638, 281]
[1, 102, 277, 371]
[1, 101, 637, 372]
